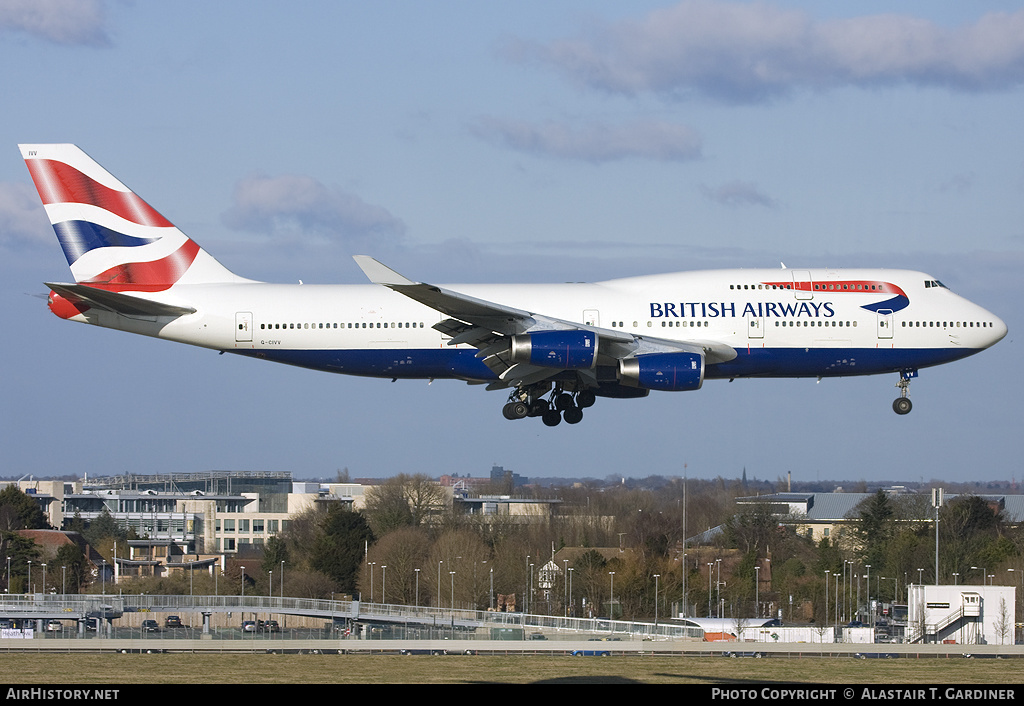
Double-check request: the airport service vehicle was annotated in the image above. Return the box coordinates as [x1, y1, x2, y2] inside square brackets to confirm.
[20, 144, 1007, 426]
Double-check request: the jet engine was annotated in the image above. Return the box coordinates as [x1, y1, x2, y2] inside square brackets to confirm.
[618, 352, 704, 391]
[510, 330, 597, 369]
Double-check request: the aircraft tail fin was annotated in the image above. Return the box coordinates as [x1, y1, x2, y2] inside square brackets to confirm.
[19, 144, 251, 291]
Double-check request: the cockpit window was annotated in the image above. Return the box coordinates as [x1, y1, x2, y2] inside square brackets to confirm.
[924, 280, 948, 289]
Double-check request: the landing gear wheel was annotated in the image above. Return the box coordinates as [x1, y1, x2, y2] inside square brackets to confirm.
[554, 392, 574, 411]
[542, 409, 562, 427]
[563, 407, 583, 424]
[892, 397, 912, 415]
[502, 401, 529, 420]
[576, 390, 596, 408]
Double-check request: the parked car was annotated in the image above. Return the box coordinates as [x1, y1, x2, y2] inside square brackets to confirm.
[45, 620, 63, 632]
[262, 620, 280, 633]
[165, 615, 183, 628]
[141, 620, 160, 632]
[242, 620, 257, 632]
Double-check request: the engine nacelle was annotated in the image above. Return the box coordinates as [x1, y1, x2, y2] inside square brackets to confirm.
[510, 330, 597, 369]
[618, 352, 704, 391]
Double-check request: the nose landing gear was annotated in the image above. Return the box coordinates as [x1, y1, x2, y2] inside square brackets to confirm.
[892, 370, 916, 415]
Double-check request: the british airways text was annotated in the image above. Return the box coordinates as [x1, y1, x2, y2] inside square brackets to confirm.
[650, 301, 836, 319]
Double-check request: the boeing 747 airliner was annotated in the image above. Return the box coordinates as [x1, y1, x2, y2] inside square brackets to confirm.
[20, 144, 1007, 426]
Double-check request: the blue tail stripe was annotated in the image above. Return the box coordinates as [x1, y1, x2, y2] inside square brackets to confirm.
[52, 221, 159, 265]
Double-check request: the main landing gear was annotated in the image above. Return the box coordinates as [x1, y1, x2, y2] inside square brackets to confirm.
[502, 385, 597, 426]
[892, 370, 916, 415]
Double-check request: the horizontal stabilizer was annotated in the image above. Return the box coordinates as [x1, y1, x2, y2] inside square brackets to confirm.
[46, 282, 196, 317]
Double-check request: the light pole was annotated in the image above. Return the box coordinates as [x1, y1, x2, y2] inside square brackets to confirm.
[568, 567, 574, 617]
[415, 568, 420, 608]
[280, 560, 284, 599]
[450, 571, 455, 610]
[563, 560, 569, 617]
[608, 572, 615, 620]
[971, 566, 986, 586]
[865, 564, 871, 621]
[653, 574, 660, 625]
[437, 560, 443, 608]
[708, 563, 714, 618]
[240, 566, 245, 600]
[369, 562, 376, 603]
[268, 570, 272, 597]
[41, 563, 46, 596]
[754, 565, 760, 618]
[715, 559, 722, 618]
[382, 565, 387, 605]
[529, 563, 534, 616]
[825, 570, 830, 627]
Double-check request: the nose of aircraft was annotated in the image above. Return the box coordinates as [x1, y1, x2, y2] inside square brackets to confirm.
[988, 312, 1008, 348]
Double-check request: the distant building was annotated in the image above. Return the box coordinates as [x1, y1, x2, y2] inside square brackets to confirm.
[59, 471, 355, 558]
[489, 465, 528, 489]
[906, 584, 1016, 645]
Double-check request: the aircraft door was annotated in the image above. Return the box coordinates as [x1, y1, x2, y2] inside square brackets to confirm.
[235, 312, 253, 342]
[747, 316, 764, 339]
[583, 309, 600, 327]
[876, 309, 893, 339]
[792, 270, 813, 300]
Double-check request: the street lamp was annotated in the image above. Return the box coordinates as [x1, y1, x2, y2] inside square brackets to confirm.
[415, 568, 421, 608]
[608, 571, 615, 620]
[450, 571, 455, 610]
[437, 560, 443, 608]
[382, 565, 387, 604]
[825, 570, 830, 627]
[653, 574, 660, 626]
[754, 565, 760, 619]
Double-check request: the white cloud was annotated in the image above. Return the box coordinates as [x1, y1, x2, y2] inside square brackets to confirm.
[221, 173, 406, 246]
[0, 181, 50, 245]
[470, 117, 702, 163]
[525, 1, 1024, 102]
[0, 0, 110, 46]
[700, 180, 777, 208]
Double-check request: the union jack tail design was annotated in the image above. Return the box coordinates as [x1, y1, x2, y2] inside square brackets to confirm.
[20, 144, 248, 291]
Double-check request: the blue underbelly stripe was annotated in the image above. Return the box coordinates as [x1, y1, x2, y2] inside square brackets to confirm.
[229, 346, 982, 382]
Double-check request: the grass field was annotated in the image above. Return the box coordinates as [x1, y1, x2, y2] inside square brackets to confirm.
[3, 653, 1021, 685]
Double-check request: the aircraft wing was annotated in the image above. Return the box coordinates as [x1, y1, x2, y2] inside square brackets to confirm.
[46, 282, 197, 318]
[353, 256, 735, 389]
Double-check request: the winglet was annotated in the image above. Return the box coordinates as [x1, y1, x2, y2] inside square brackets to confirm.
[353, 255, 416, 286]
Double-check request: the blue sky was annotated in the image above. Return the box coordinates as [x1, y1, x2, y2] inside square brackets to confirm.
[1, 1, 1022, 484]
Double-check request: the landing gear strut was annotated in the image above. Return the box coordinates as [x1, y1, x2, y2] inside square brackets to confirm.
[892, 370, 916, 415]
[503, 384, 594, 425]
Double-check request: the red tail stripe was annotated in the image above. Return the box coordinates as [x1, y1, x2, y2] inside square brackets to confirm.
[26, 158, 174, 228]
[83, 240, 200, 291]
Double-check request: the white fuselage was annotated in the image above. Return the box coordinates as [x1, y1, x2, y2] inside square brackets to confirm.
[63, 267, 1006, 383]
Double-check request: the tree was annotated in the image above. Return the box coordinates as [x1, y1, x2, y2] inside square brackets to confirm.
[853, 490, 894, 567]
[308, 506, 374, 595]
[261, 534, 289, 578]
[362, 474, 447, 535]
[52, 542, 87, 593]
[0, 486, 48, 531]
